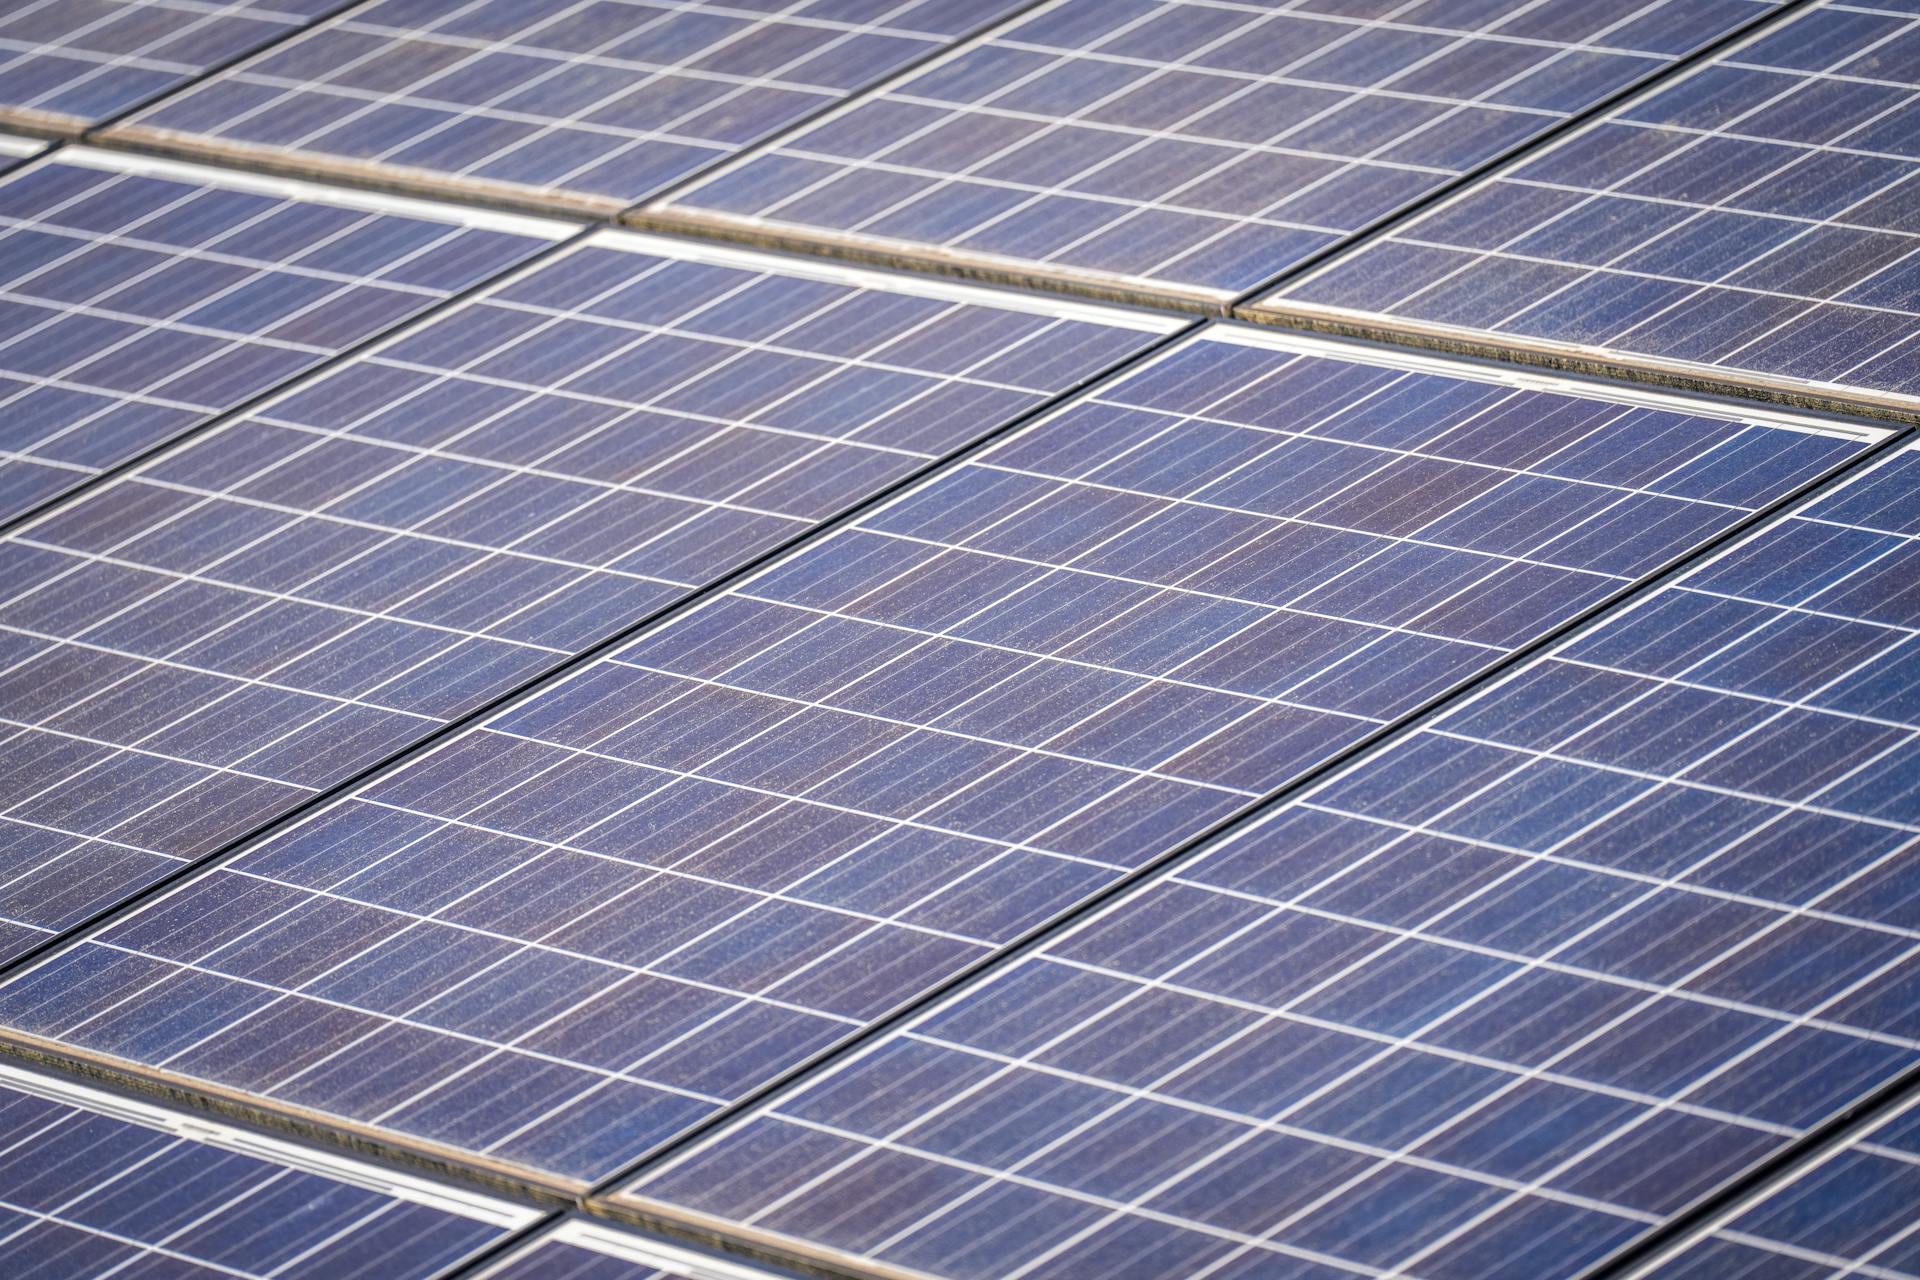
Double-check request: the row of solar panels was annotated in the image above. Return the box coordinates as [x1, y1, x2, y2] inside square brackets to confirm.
[4, 1, 1920, 1278]
[16, 1035, 1912, 1280]
[21, 1035, 1920, 1280]
[0, 131, 1915, 1278]
[0, 1055, 776, 1279]
[8, 0, 1917, 416]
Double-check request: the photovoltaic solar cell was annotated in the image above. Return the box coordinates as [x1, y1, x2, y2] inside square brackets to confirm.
[0, 327, 1873, 1192]
[474, 1216, 797, 1280]
[1265, 0, 1920, 410]
[0, 1059, 532, 1278]
[614, 441, 1920, 1280]
[0, 0, 346, 132]
[1643, 1092, 1920, 1280]
[651, 0, 1778, 304]
[0, 228, 1166, 968]
[108, 0, 1036, 213]
[0, 146, 567, 524]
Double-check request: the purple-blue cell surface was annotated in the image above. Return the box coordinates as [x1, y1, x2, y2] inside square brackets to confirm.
[618, 446, 1920, 1280]
[0, 232, 1162, 969]
[1268, 1, 1920, 403]
[0, 329, 1861, 1186]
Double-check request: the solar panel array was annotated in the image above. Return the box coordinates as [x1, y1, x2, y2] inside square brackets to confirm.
[0, 330, 1873, 1192]
[1645, 1091, 1920, 1279]
[109, 0, 1035, 212]
[0, 228, 1165, 965]
[3, 1, 1920, 1279]
[0, 148, 566, 523]
[650, 0, 1779, 302]
[1265, 0, 1920, 410]
[618, 438, 1920, 1280]
[0, 1059, 533, 1277]
[0, 0, 347, 132]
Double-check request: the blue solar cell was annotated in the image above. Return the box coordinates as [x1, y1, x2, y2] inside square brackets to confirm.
[1643, 1093, 1920, 1278]
[113, 0, 1033, 211]
[1266, 0, 1920, 409]
[0, 147, 564, 524]
[0, 0, 342, 129]
[0, 1061, 528, 1277]
[613, 442, 1920, 1280]
[0, 326, 1870, 1189]
[655, 0, 1776, 302]
[475, 1217, 797, 1280]
[0, 231, 1168, 967]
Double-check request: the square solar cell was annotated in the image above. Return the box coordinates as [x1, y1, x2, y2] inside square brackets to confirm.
[0, 1059, 533, 1278]
[614, 441, 1920, 1280]
[107, 0, 1036, 214]
[1264, 0, 1920, 411]
[1642, 1091, 1920, 1279]
[0, 325, 1871, 1192]
[0, 230, 1169, 971]
[0, 146, 568, 525]
[473, 1216, 799, 1280]
[651, 0, 1778, 305]
[0, 0, 346, 132]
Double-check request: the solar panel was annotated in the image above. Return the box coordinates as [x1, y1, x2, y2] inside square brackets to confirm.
[1263, 0, 1920, 412]
[1642, 1092, 1920, 1279]
[474, 1216, 798, 1280]
[648, 0, 1779, 306]
[0, 146, 567, 524]
[0, 0, 346, 133]
[0, 229, 1166, 967]
[4, 0, 1917, 1273]
[0, 1058, 533, 1278]
[614, 439, 1920, 1280]
[106, 0, 1037, 214]
[0, 325, 1875, 1193]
